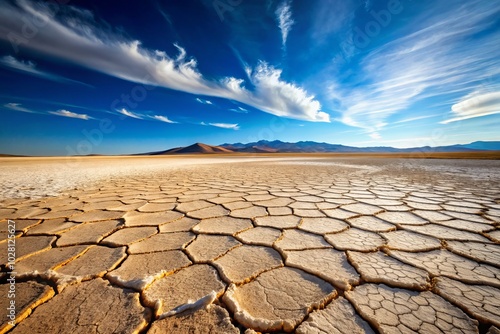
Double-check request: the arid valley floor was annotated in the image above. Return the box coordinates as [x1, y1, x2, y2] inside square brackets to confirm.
[0, 155, 499, 334]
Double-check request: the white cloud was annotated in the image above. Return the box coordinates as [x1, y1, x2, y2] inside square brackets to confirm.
[0, 55, 90, 86]
[196, 98, 213, 105]
[275, 0, 294, 48]
[230, 106, 249, 113]
[208, 123, 240, 130]
[392, 114, 440, 125]
[245, 62, 329, 122]
[118, 109, 178, 123]
[327, 0, 500, 132]
[118, 108, 143, 119]
[152, 115, 176, 123]
[4, 102, 95, 118]
[4, 102, 34, 113]
[0, 1, 327, 123]
[369, 132, 381, 140]
[0, 55, 36, 72]
[441, 91, 500, 124]
[310, 0, 355, 45]
[49, 109, 91, 120]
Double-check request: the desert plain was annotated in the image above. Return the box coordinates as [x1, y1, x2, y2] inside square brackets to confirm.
[0, 154, 499, 334]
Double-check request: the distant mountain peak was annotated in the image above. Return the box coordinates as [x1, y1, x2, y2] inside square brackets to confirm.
[218, 140, 500, 153]
[137, 140, 500, 155]
[144, 142, 233, 155]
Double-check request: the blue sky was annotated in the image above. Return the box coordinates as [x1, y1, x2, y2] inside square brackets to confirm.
[0, 0, 499, 155]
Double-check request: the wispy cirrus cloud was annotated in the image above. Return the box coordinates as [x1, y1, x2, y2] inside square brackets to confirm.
[328, 0, 500, 136]
[441, 91, 500, 124]
[210, 123, 240, 130]
[392, 114, 441, 125]
[201, 122, 240, 130]
[0, 0, 328, 123]
[310, 0, 355, 45]
[4, 102, 93, 119]
[118, 108, 178, 123]
[4, 102, 34, 113]
[0, 55, 91, 86]
[152, 115, 177, 123]
[118, 108, 143, 119]
[275, 0, 294, 49]
[49, 109, 92, 120]
[1, 56, 37, 73]
[196, 98, 213, 105]
[230, 106, 248, 113]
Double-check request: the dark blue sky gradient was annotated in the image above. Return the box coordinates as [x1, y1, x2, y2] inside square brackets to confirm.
[0, 0, 499, 155]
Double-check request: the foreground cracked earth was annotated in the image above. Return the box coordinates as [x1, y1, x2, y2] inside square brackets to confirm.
[1, 159, 499, 333]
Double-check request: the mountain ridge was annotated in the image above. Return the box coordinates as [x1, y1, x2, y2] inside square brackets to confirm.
[219, 140, 500, 153]
[144, 142, 233, 155]
[138, 140, 500, 155]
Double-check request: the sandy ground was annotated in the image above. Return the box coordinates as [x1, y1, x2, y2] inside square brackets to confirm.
[1, 155, 499, 200]
[0, 156, 320, 199]
[0, 156, 499, 333]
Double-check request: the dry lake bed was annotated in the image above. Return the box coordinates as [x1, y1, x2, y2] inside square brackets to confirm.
[0, 155, 499, 333]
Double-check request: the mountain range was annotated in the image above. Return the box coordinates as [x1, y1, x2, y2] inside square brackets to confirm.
[142, 140, 500, 155]
[147, 142, 233, 155]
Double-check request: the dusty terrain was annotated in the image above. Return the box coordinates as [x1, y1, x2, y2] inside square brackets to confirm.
[0, 156, 499, 333]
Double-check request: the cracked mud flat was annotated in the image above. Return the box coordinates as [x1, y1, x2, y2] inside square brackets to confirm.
[0, 156, 499, 333]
